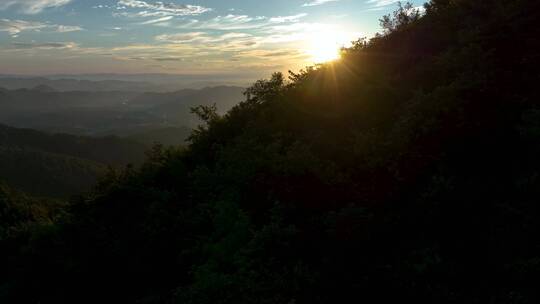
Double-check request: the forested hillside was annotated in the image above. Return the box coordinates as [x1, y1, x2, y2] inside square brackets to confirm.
[2, 0, 540, 303]
[0, 124, 146, 197]
[0, 124, 146, 165]
[0, 182, 65, 240]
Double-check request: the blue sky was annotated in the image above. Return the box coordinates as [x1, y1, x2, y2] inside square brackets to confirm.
[0, 0, 426, 76]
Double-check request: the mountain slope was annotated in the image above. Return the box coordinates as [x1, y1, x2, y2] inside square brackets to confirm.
[0, 124, 147, 197]
[127, 126, 192, 146]
[0, 124, 146, 166]
[0, 147, 106, 198]
[0, 182, 66, 240]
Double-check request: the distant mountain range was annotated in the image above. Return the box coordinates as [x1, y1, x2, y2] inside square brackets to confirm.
[0, 77, 162, 92]
[0, 85, 245, 136]
[0, 80, 245, 197]
[0, 74, 253, 92]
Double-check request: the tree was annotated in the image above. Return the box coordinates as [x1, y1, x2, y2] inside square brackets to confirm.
[379, 2, 422, 34]
[244, 72, 286, 104]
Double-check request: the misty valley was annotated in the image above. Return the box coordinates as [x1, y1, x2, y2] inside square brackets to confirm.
[0, 81, 244, 197]
[0, 82, 244, 137]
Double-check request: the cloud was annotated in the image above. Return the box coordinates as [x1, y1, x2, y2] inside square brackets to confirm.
[235, 49, 306, 60]
[117, 0, 211, 16]
[0, 0, 71, 14]
[269, 13, 307, 23]
[0, 18, 82, 36]
[170, 13, 307, 32]
[152, 56, 185, 61]
[155, 31, 207, 43]
[140, 16, 173, 25]
[302, 0, 339, 7]
[10, 41, 78, 49]
[55, 25, 83, 32]
[173, 15, 265, 30]
[365, 1, 425, 14]
[365, 0, 399, 8]
[0, 18, 47, 36]
[155, 31, 260, 51]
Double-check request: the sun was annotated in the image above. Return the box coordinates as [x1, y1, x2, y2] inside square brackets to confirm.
[306, 31, 343, 63]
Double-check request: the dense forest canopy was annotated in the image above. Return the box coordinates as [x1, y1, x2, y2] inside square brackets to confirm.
[2, 0, 540, 303]
[0, 124, 147, 197]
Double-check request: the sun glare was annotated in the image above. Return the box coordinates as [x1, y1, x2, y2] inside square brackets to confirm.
[307, 31, 344, 63]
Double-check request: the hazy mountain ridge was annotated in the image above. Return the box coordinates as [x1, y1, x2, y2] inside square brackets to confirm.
[0, 77, 162, 92]
[0, 75, 253, 92]
[0, 86, 245, 136]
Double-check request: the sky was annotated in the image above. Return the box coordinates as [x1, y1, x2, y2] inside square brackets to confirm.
[0, 0, 426, 77]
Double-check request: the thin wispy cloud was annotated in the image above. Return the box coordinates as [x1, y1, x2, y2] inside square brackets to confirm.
[0, 18, 47, 36]
[10, 41, 77, 49]
[155, 31, 207, 43]
[0, 18, 82, 37]
[117, 0, 211, 16]
[365, 0, 399, 8]
[55, 25, 83, 32]
[270, 13, 307, 23]
[155, 32, 261, 51]
[234, 49, 307, 60]
[0, 0, 71, 14]
[175, 15, 267, 31]
[158, 13, 308, 32]
[302, 0, 339, 7]
[140, 16, 174, 25]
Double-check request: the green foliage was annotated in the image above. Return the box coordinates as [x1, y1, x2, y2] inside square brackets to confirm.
[244, 72, 286, 104]
[0, 124, 147, 197]
[0, 182, 64, 244]
[0, 124, 146, 166]
[128, 126, 192, 146]
[0, 147, 106, 198]
[379, 2, 422, 34]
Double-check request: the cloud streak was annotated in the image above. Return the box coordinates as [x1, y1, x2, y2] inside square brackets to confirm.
[0, 18, 82, 36]
[117, 0, 211, 16]
[0, 0, 71, 14]
[365, 0, 399, 8]
[302, 0, 338, 7]
[10, 41, 78, 49]
[155, 32, 261, 51]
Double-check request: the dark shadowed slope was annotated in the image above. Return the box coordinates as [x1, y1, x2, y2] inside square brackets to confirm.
[0, 148, 106, 198]
[0, 124, 146, 165]
[0, 124, 147, 197]
[127, 126, 193, 146]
